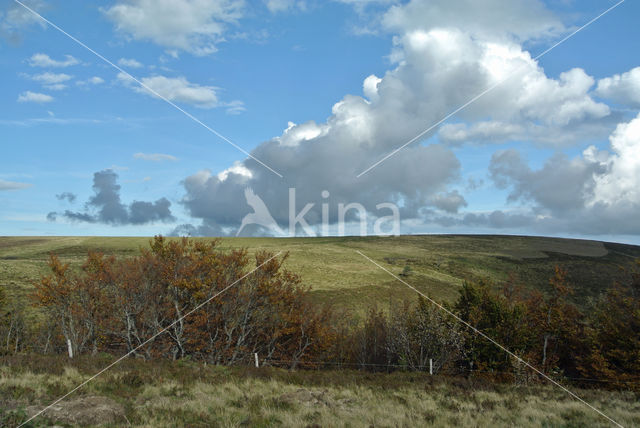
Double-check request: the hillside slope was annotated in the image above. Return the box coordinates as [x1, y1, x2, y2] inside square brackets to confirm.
[1, 235, 639, 313]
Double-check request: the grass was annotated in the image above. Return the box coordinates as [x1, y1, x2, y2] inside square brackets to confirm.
[1, 354, 639, 427]
[1, 235, 639, 426]
[1, 235, 639, 316]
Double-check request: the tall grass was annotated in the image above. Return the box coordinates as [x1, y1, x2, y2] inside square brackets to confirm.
[1, 355, 638, 427]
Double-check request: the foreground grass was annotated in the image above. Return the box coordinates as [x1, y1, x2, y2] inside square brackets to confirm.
[1, 355, 638, 427]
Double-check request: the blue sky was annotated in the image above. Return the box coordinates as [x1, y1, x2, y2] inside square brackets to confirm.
[1, 0, 639, 243]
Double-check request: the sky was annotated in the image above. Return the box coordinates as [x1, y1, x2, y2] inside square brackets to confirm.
[1, 0, 639, 243]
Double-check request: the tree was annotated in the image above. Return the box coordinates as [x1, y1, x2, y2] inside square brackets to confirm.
[454, 278, 530, 375]
[0, 284, 26, 355]
[33, 255, 88, 357]
[33, 236, 336, 367]
[523, 266, 582, 375]
[577, 261, 640, 388]
[358, 308, 391, 370]
[389, 297, 464, 373]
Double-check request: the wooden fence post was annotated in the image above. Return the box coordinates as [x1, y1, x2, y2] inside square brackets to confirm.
[67, 339, 73, 359]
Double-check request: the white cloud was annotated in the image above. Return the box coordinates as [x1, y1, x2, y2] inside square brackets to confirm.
[276, 120, 327, 147]
[17, 91, 53, 103]
[224, 100, 246, 115]
[118, 57, 143, 68]
[382, 28, 611, 146]
[217, 161, 252, 181]
[170, 0, 632, 238]
[45, 84, 67, 91]
[363, 74, 382, 102]
[28, 53, 79, 68]
[104, 0, 245, 56]
[88, 76, 105, 84]
[0, 0, 46, 40]
[31, 72, 72, 84]
[481, 113, 640, 235]
[264, 0, 306, 13]
[133, 152, 178, 162]
[117, 72, 219, 108]
[0, 179, 32, 191]
[595, 67, 640, 108]
[382, 0, 563, 42]
[77, 76, 105, 86]
[27, 72, 73, 90]
[589, 113, 640, 207]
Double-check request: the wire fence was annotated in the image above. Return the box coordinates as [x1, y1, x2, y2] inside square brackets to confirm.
[231, 354, 640, 386]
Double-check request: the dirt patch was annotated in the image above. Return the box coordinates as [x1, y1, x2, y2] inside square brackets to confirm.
[26, 395, 126, 426]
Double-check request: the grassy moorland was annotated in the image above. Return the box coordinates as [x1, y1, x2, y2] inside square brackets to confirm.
[1, 235, 639, 427]
[1, 234, 639, 314]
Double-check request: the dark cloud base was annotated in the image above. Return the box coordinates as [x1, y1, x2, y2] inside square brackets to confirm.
[48, 170, 175, 226]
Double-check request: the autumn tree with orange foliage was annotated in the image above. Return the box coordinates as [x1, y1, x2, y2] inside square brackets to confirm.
[34, 236, 335, 367]
[577, 261, 640, 389]
[523, 266, 583, 376]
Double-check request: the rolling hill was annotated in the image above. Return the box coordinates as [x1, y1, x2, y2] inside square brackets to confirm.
[1, 234, 639, 314]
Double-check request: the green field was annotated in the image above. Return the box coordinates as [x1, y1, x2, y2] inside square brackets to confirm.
[1, 234, 639, 314]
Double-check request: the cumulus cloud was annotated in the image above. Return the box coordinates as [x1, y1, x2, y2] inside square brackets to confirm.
[55, 192, 76, 203]
[589, 114, 640, 207]
[490, 149, 603, 215]
[460, 210, 535, 229]
[50, 170, 175, 225]
[88, 76, 104, 84]
[133, 152, 178, 162]
[421, 40, 611, 146]
[595, 67, 640, 108]
[104, 0, 244, 56]
[76, 76, 105, 87]
[29, 72, 73, 90]
[28, 53, 79, 68]
[479, 113, 640, 235]
[173, 0, 622, 236]
[430, 191, 468, 213]
[370, 1, 610, 148]
[117, 57, 143, 68]
[17, 91, 53, 103]
[117, 72, 219, 108]
[381, 0, 563, 42]
[0, 179, 32, 191]
[0, 0, 46, 43]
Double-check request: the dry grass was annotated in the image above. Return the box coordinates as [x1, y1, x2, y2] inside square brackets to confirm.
[1, 355, 638, 427]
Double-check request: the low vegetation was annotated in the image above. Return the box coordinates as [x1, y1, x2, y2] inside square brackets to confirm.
[1, 355, 639, 427]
